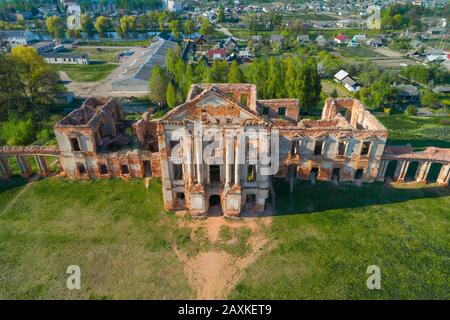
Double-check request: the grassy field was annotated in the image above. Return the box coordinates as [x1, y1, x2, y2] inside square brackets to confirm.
[377, 115, 450, 150]
[0, 178, 193, 299]
[52, 63, 118, 82]
[0, 177, 448, 299]
[70, 48, 120, 63]
[321, 79, 354, 98]
[336, 46, 385, 59]
[229, 180, 450, 299]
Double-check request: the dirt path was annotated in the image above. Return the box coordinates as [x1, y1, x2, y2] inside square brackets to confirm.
[174, 214, 273, 299]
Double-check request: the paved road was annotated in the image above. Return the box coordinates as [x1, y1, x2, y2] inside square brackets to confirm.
[60, 46, 147, 98]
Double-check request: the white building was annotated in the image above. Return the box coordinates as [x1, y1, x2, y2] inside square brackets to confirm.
[43, 53, 89, 65]
[1, 30, 39, 46]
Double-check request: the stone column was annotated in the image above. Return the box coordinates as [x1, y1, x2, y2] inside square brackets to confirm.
[195, 132, 203, 184]
[437, 164, 450, 186]
[415, 161, 430, 183]
[397, 160, 410, 182]
[234, 132, 242, 186]
[0, 157, 12, 179]
[394, 160, 405, 182]
[376, 160, 388, 181]
[16, 155, 32, 177]
[35, 155, 50, 177]
[225, 132, 234, 187]
[183, 134, 193, 185]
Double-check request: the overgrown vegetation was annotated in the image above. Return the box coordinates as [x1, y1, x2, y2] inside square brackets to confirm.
[0, 46, 62, 146]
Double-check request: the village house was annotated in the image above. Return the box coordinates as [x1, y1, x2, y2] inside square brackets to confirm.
[393, 84, 419, 103]
[334, 70, 360, 92]
[207, 48, 227, 61]
[1, 30, 39, 47]
[334, 34, 348, 45]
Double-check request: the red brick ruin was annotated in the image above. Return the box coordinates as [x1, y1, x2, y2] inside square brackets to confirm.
[1, 84, 449, 217]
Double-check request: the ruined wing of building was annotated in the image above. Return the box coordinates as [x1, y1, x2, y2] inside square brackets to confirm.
[1, 84, 449, 218]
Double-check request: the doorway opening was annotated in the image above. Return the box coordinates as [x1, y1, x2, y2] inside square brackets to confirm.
[208, 194, 222, 216]
[143, 160, 152, 178]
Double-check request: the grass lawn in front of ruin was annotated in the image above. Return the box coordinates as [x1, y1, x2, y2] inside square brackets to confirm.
[230, 179, 450, 299]
[0, 178, 193, 299]
[0, 176, 449, 299]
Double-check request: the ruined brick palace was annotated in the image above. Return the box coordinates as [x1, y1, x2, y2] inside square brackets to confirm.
[1, 83, 449, 217]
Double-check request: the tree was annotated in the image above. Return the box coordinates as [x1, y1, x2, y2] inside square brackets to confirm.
[94, 16, 110, 35]
[148, 65, 168, 109]
[217, 5, 225, 23]
[199, 17, 213, 36]
[183, 19, 195, 38]
[158, 11, 168, 31]
[0, 118, 34, 146]
[207, 61, 229, 83]
[420, 89, 438, 108]
[166, 82, 177, 108]
[0, 46, 59, 120]
[330, 89, 338, 98]
[80, 13, 93, 34]
[228, 61, 244, 83]
[119, 15, 136, 35]
[168, 20, 180, 39]
[45, 16, 64, 39]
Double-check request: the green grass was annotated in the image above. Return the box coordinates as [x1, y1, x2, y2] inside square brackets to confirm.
[70, 48, 119, 63]
[377, 115, 450, 150]
[52, 63, 118, 82]
[321, 79, 353, 98]
[0, 176, 449, 299]
[336, 46, 384, 59]
[0, 178, 193, 299]
[229, 180, 450, 299]
[76, 40, 149, 47]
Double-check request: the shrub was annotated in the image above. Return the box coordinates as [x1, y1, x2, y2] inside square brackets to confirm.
[405, 105, 417, 116]
[0, 118, 35, 146]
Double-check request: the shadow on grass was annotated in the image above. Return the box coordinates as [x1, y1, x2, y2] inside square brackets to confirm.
[270, 179, 450, 216]
[386, 139, 450, 150]
[0, 177, 28, 194]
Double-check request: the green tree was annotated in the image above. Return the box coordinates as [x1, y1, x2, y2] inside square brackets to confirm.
[94, 16, 110, 35]
[199, 17, 213, 36]
[148, 65, 168, 109]
[0, 118, 34, 146]
[420, 89, 438, 108]
[45, 16, 64, 39]
[207, 61, 229, 83]
[183, 19, 195, 38]
[217, 5, 225, 23]
[228, 61, 244, 83]
[166, 82, 177, 108]
[158, 11, 168, 31]
[168, 20, 180, 39]
[80, 13, 93, 34]
[119, 15, 136, 35]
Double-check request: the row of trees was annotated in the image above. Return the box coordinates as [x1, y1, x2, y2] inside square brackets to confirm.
[148, 48, 322, 113]
[46, 12, 213, 40]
